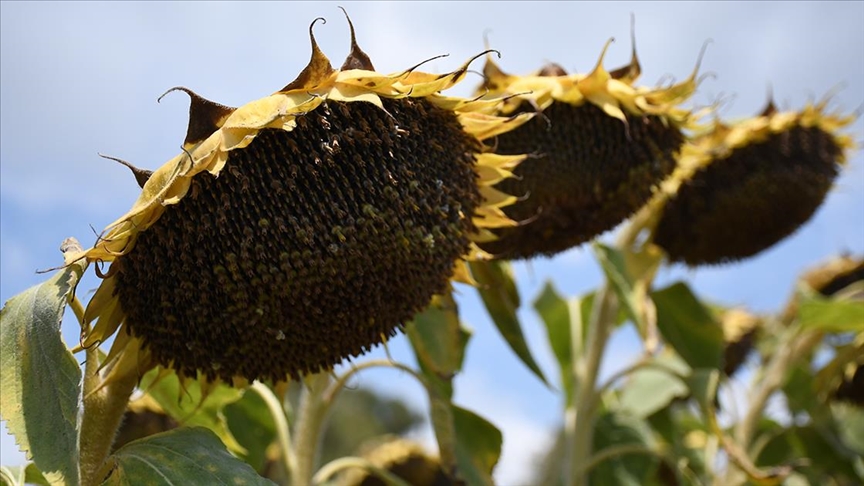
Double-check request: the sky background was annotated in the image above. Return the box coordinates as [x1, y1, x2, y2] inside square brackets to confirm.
[1, 2, 863, 484]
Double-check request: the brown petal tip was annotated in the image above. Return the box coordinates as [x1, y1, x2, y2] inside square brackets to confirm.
[610, 14, 641, 82]
[281, 17, 335, 92]
[158, 87, 236, 148]
[338, 7, 374, 71]
[538, 62, 568, 77]
[99, 153, 153, 188]
[759, 86, 778, 117]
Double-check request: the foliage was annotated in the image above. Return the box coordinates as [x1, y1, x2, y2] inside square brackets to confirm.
[1, 14, 862, 486]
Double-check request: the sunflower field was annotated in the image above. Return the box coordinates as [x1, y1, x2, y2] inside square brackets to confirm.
[1, 3, 862, 486]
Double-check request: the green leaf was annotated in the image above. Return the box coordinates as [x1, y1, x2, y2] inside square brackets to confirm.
[798, 293, 864, 332]
[594, 243, 662, 333]
[651, 282, 725, 370]
[618, 355, 690, 419]
[533, 282, 573, 399]
[685, 368, 721, 412]
[453, 406, 502, 486]
[754, 420, 794, 468]
[0, 254, 86, 486]
[137, 369, 244, 453]
[832, 403, 864, 455]
[757, 424, 862, 484]
[406, 294, 470, 380]
[406, 293, 472, 477]
[533, 282, 571, 368]
[102, 427, 275, 485]
[470, 261, 549, 386]
[0, 466, 21, 486]
[782, 363, 819, 415]
[813, 340, 863, 400]
[591, 412, 658, 486]
[794, 426, 861, 480]
[0, 464, 50, 486]
[223, 388, 277, 473]
[646, 407, 708, 482]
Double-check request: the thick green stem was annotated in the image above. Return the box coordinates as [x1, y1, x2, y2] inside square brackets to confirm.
[567, 284, 619, 486]
[565, 208, 657, 486]
[291, 372, 332, 486]
[78, 349, 138, 486]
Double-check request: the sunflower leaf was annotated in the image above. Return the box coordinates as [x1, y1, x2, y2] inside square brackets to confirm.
[590, 411, 659, 486]
[594, 243, 662, 335]
[797, 289, 864, 333]
[223, 388, 277, 473]
[0, 248, 86, 486]
[407, 293, 470, 378]
[453, 406, 502, 486]
[618, 354, 690, 419]
[102, 427, 274, 485]
[406, 293, 471, 480]
[533, 282, 574, 401]
[651, 282, 725, 370]
[0, 464, 50, 486]
[137, 369, 245, 454]
[469, 260, 550, 387]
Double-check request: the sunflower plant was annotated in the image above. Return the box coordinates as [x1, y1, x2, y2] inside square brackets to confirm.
[1, 9, 863, 486]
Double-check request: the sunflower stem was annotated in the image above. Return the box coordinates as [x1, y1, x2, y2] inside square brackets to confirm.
[291, 372, 332, 486]
[250, 382, 296, 482]
[311, 456, 413, 486]
[566, 207, 657, 486]
[566, 283, 618, 486]
[78, 347, 138, 486]
[722, 327, 823, 485]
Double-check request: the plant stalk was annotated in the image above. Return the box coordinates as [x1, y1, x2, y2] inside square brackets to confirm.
[735, 328, 822, 449]
[250, 382, 296, 482]
[567, 283, 618, 486]
[78, 348, 138, 486]
[291, 372, 332, 486]
[565, 208, 657, 486]
[312, 457, 413, 486]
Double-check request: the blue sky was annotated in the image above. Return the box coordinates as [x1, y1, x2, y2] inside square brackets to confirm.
[1, 2, 862, 483]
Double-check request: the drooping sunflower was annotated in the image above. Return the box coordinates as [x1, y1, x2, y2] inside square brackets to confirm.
[68, 14, 531, 385]
[652, 99, 857, 265]
[781, 255, 864, 406]
[337, 437, 452, 486]
[719, 308, 761, 377]
[473, 35, 705, 260]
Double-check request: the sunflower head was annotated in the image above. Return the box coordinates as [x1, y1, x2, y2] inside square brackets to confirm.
[784, 255, 864, 406]
[832, 363, 864, 407]
[71, 12, 531, 385]
[475, 33, 706, 259]
[781, 254, 864, 323]
[720, 308, 761, 377]
[338, 437, 454, 486]
[653, 98, 857, 265]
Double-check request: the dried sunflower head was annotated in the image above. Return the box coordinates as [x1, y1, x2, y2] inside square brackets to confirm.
[474, 36, 704, 259]
[782, 254, 864, 323]
[785, 255, 864, 406]
[832, 363, 864, 406]
[338, 437, 454, 486]
[720, 308, 761, 377]
[69, 14, 531, 385]
[653, 99, 857, 265]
